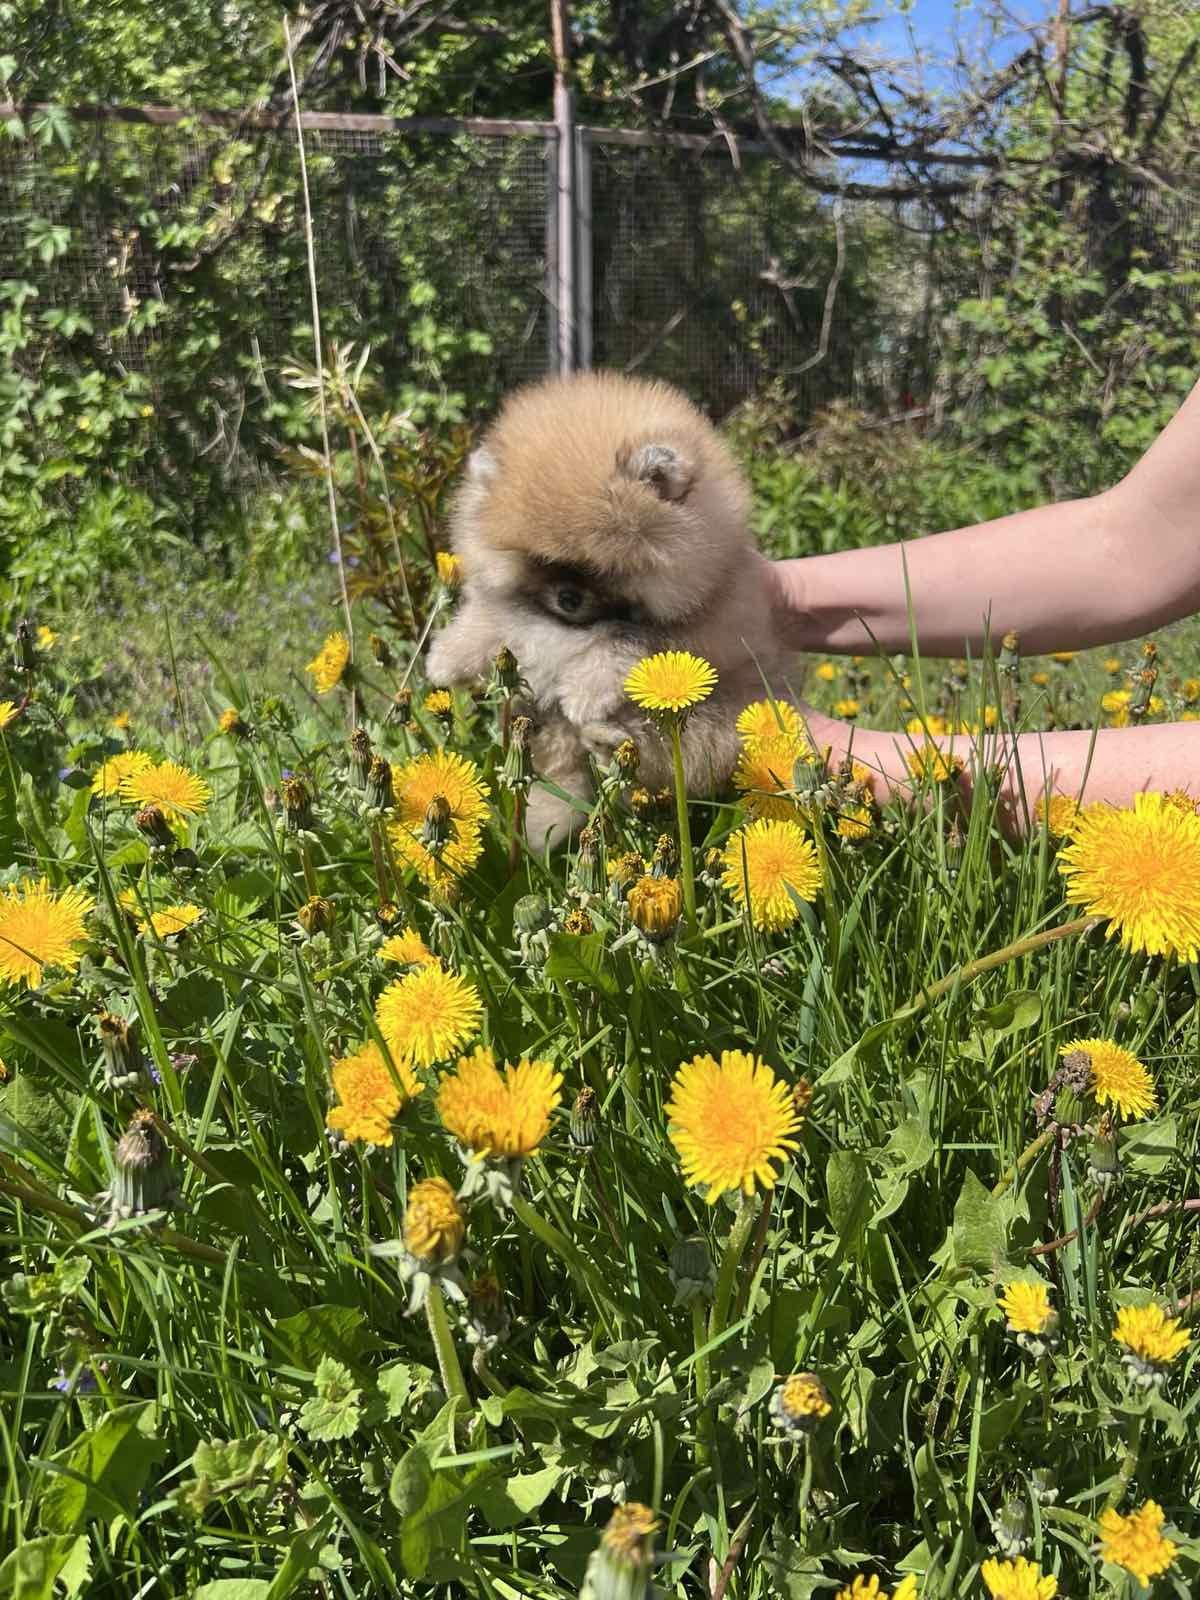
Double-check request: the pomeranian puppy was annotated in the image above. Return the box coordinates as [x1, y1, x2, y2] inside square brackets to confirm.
[426, 370, 799, 846]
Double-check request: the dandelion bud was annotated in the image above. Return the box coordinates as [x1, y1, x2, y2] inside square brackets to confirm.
[1030, 1469, 1059, 1506]
[13, 617, 37, 673]
[612, 739, 640, 778]
[1088, 1119, 1120, 1195]
[1053, 1047, 1092, 1130]
[465, 1268, 509, 1350]
[135, 804, 175, 850]
[992, 1494, 1029, 1558]
[296, 896, 335, 938]
[700, 846, 725, 888]
[102, 1108, 179, 1229]
[668, 1235, 716, 1306]
[792, 1076, 813, 1125]
[770, 1372, 832, 1436]
[421, 794, 453, 857]
[490, 646, 521, 695]
[259, 694, 294, 731]
[650, 833, 679, 878]
[945, 814, 966, 877]
[585, 1503, 658, 1600]
[499, 715, 534, 794]
[1141, 640, 1158, 664]
[1129, 666, 1158, 720]
[98, 1012, 145, 1090]
[563, 907, 594, 935]
[403, 1176, 465, 1265]
[999, 631, 1021, 675]
[514, 893, 553, 936]
[366, 755, 395, 812]
[281, 776, 315, 834]
[573, 826, 603, 894]
[628, 874, 682, 942]
[570, 1085, 598, 1150]
[376, 901, 403, 932]
[369, 632, 395, 669]
[628, 787, 656, 819]
[435, 551, 464, 592]
[348, 726, 373, 789]
[218, 707, 251, 740]
[394, 687, 413, 724]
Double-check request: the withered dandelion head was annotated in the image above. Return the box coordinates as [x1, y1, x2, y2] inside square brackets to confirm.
[92, 750, 154, 798]
[379, 928, 440, 968]
[980, 1557, 1058, 1600]
[375, 964, 482, 1068]
[624, 650, 717, 716]
[627, 874, 683, 940]
[999, 1280, 1055, 1336]
[733, 732, 809, 820]
[436, 1046, 562, 1159]
[0, 878, 94, 988]
[666, 1049, 801, 1201]
[1112, 1303, 1190, 1369]
[403, 1176, 465, 1264]
[720, 818, 822, 932]
[737, 698, 801, 742]
[121, 759, 211, 821]
[771, 1371, 832, 1436]
[305, 631, 351, 694]
[1058, 791, 1200, 961]
[1096, 1501, 1177, 1587]
[326, 1040, 422, 1146]
[1060, 1037, 1156, 1119]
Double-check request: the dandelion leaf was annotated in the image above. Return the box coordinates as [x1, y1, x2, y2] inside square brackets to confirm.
[1119, 1114, 1177, 1177]
[0, 1534, 88, 1600]
[39, 1402, 164, 1534]
[951, 1168, 1011, 1273]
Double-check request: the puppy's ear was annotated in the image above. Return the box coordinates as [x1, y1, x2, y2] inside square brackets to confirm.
[615, 441, 695, 503]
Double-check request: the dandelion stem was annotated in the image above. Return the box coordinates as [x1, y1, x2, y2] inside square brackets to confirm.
[709, 1194, 761, 1351]
[425, 1279, 471, 1410]
[669, 721, 697, 932]
[991, 1127, 1056, 1199]
[907, 915, 1096, 1016]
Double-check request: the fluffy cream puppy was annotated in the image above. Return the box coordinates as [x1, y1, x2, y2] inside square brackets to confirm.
[426, 370, 798, 846]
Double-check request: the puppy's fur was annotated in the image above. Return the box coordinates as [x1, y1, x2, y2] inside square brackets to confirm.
[426, 370, 797, 846]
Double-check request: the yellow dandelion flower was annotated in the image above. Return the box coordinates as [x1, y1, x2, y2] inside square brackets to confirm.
[37, 625, 57, 650]
[833, 697, 861, 719]
[892, 1581, 918, 1600]
[1058, 791, 1200, 960]
[375, 963, 482, 1068]
[904, 744, 962, 784]
[379, 928, 440, 967]
[1035, 793, 1080, 838]
[834, 1578, 886, 1600]
[326, 1040, 422, 1146]
[305, 631, 351, 694]
[423, 689, 454, 717]
[601, 1502, 658, 1562]
[980, 1557, 1057, 1599]
[1104, 657, 1123, 675]
[1102, 688, 1166, 722]
[120, 760, 211, 821]
[1097, 1501, 1177, 1587]
[1061, 1037, 1155, 1119]
[393, 749, 489, 831]
[999, 1280, 1054, 1336]
[666, 1048, 801, 1201]
[1182, 710, 1200, 722]
[143, 903, 204, 940]
[1048, 651, 1075, 665]
[607, 851, 647, 891]
[0, 878, 94, 988]
[627, 874, 683, 939]
[217, 707, 247, 736]
[1182, 678, 1200, 704]
[1113, 1303, 1190, 1367]
[92, 749, 154, 798]
[1165, 789, 1197, 814]
[836, 802, 875, 842]
[732, 732, 809, 821]
[437, 1046, 562, 1159]
[0, 701, 19, 730]
[815, 661, 837, 683]
[905, 714, 948, 738]
[624, 650, 717, 715]
[736, 699, 801, 742]
[435, 550, 463, 589]
[110, 710, 131, 730]
[403, 1176, 465, 1263]
[721, 818, 822, 932]
[1030, 671, 1050, 688]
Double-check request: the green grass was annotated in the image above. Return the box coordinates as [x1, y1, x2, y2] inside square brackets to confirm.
[2, 559, 1199, 1600]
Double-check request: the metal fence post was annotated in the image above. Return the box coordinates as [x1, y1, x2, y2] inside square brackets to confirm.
[575, 126, 592, 370]
[550, 0, 576, 373]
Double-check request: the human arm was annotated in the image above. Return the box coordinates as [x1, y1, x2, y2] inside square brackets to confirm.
[766, 378, 1200, 658]
[802, 705, 1200, 835]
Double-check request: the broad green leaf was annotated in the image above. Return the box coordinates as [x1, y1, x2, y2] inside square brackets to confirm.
[1119, 1115, 1177, 1177]
[39, 1403, 164, 1533]
[952, 1169, 1010, 1273]
[826, 1150, 872, 1250]
[544, 930, 617, 995]
[193, 1584, 271, 1600]
[0, 1534, 86, 1599]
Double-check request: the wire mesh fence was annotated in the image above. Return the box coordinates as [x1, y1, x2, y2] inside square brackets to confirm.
[1, 103, 1197, 481]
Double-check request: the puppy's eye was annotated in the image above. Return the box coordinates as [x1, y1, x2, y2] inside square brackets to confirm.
[555, 586, 584, 616]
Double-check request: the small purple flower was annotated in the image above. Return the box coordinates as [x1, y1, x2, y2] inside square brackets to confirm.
[281, 768, 294, 781]
[53, 1365, 99, 1396]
